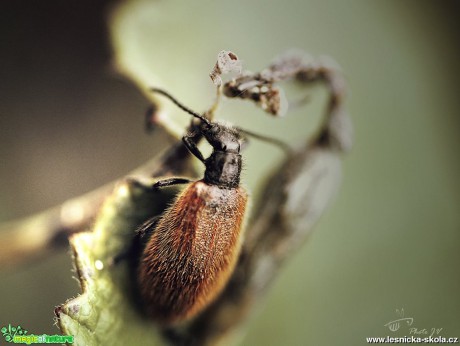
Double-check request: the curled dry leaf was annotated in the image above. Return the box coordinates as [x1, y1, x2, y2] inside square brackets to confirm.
[221, 50, 347, 119]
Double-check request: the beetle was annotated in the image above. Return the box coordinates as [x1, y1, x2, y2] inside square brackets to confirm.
[131, 88, 289, 325]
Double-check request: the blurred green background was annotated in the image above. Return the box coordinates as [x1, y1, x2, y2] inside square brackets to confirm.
[1, 1, 459, 345]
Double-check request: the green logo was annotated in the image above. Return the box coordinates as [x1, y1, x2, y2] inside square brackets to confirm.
[1, 324, 27, 342]
[1, 324, 73, 344]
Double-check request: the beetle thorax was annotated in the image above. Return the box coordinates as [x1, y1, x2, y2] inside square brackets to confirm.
[204, 151, 242, 188]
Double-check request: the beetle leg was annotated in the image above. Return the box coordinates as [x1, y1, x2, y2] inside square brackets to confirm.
[152, 177, 192, 189]
[127, 177, 192, 191]
[183, 133, 206, 163]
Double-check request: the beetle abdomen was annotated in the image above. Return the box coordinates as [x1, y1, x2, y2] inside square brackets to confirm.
[138, 180, 248, 324]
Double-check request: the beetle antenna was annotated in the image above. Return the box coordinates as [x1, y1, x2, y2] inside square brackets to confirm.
[150, 88, 211, 126]
[237, 127, 293, 155]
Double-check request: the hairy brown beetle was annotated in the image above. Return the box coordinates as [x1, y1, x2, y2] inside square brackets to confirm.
[132, 88, 288, 325]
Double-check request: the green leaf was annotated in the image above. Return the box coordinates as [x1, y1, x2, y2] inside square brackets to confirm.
[56, 180, 178, 346]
